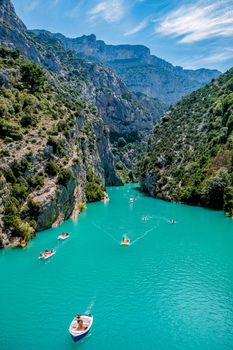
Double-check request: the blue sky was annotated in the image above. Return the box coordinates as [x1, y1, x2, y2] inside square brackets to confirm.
[12, 0, 233, 72]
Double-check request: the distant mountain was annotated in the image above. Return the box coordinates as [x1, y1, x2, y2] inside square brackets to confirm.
[0, 0, 156, 245]
[138, 68, 233, 216]
[49, 33, 221, 105]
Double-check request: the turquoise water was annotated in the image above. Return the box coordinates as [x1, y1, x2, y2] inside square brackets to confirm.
[1, 184, 233, 350]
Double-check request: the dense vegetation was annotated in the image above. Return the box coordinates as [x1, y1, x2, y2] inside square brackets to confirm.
[85, 171, 105, 202]
[0, 47, 106, 245]
[138, 69, 233, 216]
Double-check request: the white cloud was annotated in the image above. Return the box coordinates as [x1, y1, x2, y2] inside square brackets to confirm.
[24, 0, 39, 13]
[66, 0, 85, 18]
[191, 49, 233, 66]
[156, 0, 233, 43]
[88, 0, 124, 23]
[124, 19, 148, 36]
[178, 48, 233, 70]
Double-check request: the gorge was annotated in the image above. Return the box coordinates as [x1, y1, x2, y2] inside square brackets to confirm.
[0, 0, 231, 248]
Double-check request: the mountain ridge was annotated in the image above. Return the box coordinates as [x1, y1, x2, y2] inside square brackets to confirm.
[42, 31, 221, 105]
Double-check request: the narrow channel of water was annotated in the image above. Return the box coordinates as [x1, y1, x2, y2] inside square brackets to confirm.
[0, 184, 233, 350]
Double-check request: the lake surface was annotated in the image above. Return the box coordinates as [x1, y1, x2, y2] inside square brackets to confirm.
[0, 184, 233, 350]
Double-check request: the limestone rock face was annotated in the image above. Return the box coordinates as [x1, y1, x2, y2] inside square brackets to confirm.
[0, 0, 26, 31]
[54, 33, 221, 105]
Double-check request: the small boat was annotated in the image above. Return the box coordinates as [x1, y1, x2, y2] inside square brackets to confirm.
[69, 314, 93, 342]
[57, 233, 70, 240]
[170, 220, 177, 224]
[121, 236, 130, 246]
[142, 216, 148, 221]
[38, 249, 56, 260]
[129, 198, 134, 203]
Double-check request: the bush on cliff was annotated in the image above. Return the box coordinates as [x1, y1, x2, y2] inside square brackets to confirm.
[47, 136, 65, 156]
[20, 113, 38, 128]
[0, 119, 23, 140]
[20, 62, 45, 93]
[201, 168, 230, 209]
[85, 171, 105, 202]
[12, 180, 29, 201]
[57, 168, 74, 186]
[224, 186, 233, 216]
[45, 161, 59, 176]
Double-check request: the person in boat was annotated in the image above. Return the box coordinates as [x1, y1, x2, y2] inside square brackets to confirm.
[45, 249, 53, 256]
[122, 236, 129, 244]
[76, 315, 86, 331]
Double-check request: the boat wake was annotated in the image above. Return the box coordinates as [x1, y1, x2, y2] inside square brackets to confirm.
[130, 225, 159, 246]
[92, 223, 119, 244]
[93, 221, 159, 247]
[85, 296, 96, 315]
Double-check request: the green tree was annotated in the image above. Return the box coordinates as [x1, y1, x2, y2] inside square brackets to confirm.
[224, 186, 233, 216]
[201, 168, 230, 209]
[20, 62, 45, 93]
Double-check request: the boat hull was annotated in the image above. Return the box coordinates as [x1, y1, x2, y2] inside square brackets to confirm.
[57, 235, 69, 240]
[38, 251, 56, 259]
[121, 241, 130, 246]
[70, 328, 90, 342]
[69, 314, 93, 343]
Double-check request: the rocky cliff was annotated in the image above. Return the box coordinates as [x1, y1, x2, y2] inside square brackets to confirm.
[0, 7, 163, 137]
[51, 33, 221, 105]
[0, 48, 122, 247]
[0, 0, 133, 247]
[138, 68, 233, 216]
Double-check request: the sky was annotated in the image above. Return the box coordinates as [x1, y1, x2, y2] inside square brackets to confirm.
[11, 0, 233, 72]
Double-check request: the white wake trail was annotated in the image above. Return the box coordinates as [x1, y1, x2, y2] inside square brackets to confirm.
[130, 225, 159, 246]
[92, 223, 119, 244]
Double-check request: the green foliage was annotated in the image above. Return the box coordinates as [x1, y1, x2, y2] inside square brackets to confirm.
[0, 119, 23, 140]
[117, 137, 127, 148]
[224, 186, 233, 216]
[47, 136, 65, 156]
[3, 197, 19, 216]
[45, 161, 59, 176]
[26, 174, 44, 189]
[20, 62, 45, 93]
[3, 167, 16, 184]
[139, 68, 233, 214]
[0, 47, 20, 59]
[3, 214, 33, 241]
[201, 168, 230, 209]
[12, 179, 29, 201]
[85, 171, 105, 202]
[57, 168, 74, 186]
[79, 202, 86, 211]
[26, 199, 40, 221]
[20, 113, 38, 128]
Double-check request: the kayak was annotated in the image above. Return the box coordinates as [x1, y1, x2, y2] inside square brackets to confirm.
[38, 250, 56, 259]
[57, 233, 70, 240]
[69, 314, 93, 342]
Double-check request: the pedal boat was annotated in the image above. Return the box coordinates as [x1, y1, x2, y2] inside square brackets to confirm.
[38, 250, 56, 259]
[69, 314, 93, 342]
[57, 233, 70, 240]
[121, 238, 130, 246]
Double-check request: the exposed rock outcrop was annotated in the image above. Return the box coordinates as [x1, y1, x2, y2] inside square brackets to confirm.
[52, 33, 221, 105]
